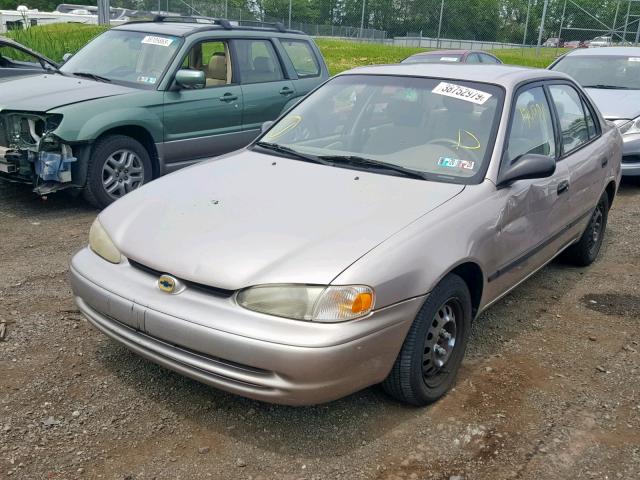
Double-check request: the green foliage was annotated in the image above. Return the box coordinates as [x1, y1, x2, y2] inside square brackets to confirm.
[5, 24, 107, 62]
[6, 24, 566, 72]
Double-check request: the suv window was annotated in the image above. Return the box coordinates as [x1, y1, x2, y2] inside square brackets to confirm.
[506, 86, 556, 164]
[548, 84, 590, 154]
[281, 39, 320, 77]
[181, 40, 231, 87]
[235, 39, 283, 84]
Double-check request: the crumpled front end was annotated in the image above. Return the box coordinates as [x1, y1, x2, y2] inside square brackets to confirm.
[0, 112, 78, 194]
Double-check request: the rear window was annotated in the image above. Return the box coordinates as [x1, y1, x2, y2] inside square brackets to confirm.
[281, 40, 320, 77]
[402, 54, 462, 64]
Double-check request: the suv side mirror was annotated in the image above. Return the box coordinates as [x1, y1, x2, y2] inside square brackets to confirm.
[62, 53, 73, 63]
[175, 69, 205, 89]
[497, 153, 556, 187]
[261, 121, 274, 133]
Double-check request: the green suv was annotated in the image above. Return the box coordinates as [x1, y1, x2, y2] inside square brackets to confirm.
[0, 17, 328, 207]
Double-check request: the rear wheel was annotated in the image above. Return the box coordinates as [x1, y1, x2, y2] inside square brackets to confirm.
[562, 192, 609, 266]
[382, 274, 472, 406]
[83, 135, 152, 209]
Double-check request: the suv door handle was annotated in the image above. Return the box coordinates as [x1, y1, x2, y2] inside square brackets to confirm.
[219, 93, 238, 102]
[280, 87, 294, 96]
[601, 157, 609, 168]
[557, 180, 570, 195]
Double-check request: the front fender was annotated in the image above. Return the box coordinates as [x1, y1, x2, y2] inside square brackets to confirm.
[51, 107, 163, 144]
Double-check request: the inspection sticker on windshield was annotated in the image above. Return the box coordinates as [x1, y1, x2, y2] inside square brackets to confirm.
[142, 35, 174, 47]
[438, 157, 475, 170]
[432, 82, 492, 105]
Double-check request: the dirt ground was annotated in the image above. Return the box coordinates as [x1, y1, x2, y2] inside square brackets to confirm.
[1, 179, 639, 480]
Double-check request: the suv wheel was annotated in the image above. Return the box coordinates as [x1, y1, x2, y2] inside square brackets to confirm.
[562, 192, 609, 266]
[382, 274, 472, 406]
[84, 135, 152, 209]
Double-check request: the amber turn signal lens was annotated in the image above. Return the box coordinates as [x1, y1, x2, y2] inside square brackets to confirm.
[351, 292, 373, 314]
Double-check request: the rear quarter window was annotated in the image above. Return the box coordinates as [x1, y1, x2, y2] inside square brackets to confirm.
[281, 40, 320, 77]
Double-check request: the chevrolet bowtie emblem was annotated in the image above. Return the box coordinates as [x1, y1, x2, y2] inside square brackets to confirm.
[158, 274, 177, 293]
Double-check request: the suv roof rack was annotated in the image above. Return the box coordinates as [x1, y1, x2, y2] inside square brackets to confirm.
[151, 15, 233, 29]
[122, 15, 305, 34]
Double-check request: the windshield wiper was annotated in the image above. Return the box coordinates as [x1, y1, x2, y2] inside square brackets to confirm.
[254, 142, 332, 165]
[318, 154, 428, 180]
[583, 84, 630, 90]
[72, 71, 111, 83]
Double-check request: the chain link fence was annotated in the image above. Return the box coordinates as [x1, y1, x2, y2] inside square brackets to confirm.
[133, 0, 640, 51]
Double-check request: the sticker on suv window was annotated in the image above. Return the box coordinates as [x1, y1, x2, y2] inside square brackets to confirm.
[142, 35, 174, 47]
[432, 82, 492, 105]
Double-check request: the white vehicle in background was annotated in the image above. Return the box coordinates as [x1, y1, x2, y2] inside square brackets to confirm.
[590, 36, 613, 48]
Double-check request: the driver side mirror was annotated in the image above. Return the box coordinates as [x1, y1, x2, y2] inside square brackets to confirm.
[62, 53, 73, 63]
[261, 121, 274, 133]
[175, 69, 205, 89]
[497, 153, 556, 187]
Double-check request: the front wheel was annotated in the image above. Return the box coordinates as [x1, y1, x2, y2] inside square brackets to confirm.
[83, 135, 152, 209]
[561, 192, 609, 266]
[382, 274, 472, 406]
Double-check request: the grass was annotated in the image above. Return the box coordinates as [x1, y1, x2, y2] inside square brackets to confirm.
[4, 24, 566, 71]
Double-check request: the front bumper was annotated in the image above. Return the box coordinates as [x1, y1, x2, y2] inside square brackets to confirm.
[70, 248, 424, 405]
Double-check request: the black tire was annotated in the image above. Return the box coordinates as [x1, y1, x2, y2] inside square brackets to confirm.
[382, 274, 472, 406]
[562, 192, 609, 267]
[83, 135, 153, 209]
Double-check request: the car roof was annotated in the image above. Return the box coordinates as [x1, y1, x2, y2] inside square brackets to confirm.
[113, 18, 307, 38]
[408, 49, 495, 56]
[564, 46, 640, 56]
[340, 63, 572, 89]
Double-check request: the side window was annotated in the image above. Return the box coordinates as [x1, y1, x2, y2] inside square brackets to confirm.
[466, 53, 482, 64]
[506, 86, 556, 164]
[281, 39, 320, 77]
[582, 98, 598, 139]
[548, 85, 590, 154]
[235, 39, 284, 84]
[480, 54, 500, 64]
[181, 40, 231, 87]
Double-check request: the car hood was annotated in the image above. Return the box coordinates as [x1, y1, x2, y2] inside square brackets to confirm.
[585, 88, 640, 120]
[99, 150, 465, 290]
[0, 73, 134, 112]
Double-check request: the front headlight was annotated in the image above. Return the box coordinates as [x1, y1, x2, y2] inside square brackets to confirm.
[616, 117, 640, 135]
[236, 284, 374, 322]
[88, 218, 121, 264]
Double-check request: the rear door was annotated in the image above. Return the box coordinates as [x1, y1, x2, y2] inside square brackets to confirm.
[234, 38, 296, 136]
[547, 82, 606, 219]
[162, 38, 246, 170]
[277, 37, 325, 98]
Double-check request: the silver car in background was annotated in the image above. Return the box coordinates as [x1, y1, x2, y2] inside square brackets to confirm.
[550, 47, 640, 178]
[70, 64, 621, 406]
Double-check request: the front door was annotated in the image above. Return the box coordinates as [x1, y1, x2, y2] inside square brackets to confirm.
[233, 38, 296, 136]
[484, 85, 571, 301]
[162, 39, 247, 171]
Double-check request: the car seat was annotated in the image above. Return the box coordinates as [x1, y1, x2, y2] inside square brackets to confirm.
[207, 52, 227, 87]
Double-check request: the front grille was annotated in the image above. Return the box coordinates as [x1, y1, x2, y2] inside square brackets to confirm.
[128, 259, 234, 298]
[622, 155, 640, 164]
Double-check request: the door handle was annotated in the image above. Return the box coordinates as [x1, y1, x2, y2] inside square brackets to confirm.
[279, 87, 294, 96]
[557, 180, 570, 195]
[219, 93, 238, 102]
[601, 157, 609, 168]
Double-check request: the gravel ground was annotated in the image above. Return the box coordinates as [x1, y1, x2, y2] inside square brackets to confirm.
[1, 179, 639, 480]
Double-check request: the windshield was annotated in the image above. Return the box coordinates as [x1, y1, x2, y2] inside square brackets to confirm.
[551, 55, 640, 89]
[402, 54, 462, 64]
[258, 74, 504, 183]
[60, 30, 182, 88]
